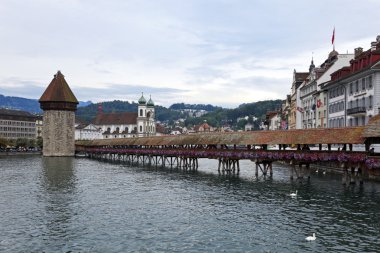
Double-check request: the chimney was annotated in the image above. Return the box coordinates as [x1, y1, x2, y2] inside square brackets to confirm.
[371, 41, 377, 51]
[354, 47, 363, 58]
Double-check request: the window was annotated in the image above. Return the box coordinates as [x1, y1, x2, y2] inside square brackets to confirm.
[369, 96, 373, 109]
[140, 126, 142, 132]
[369, 76, 373, 88]
[140, 109, 143, 117]
[355, 81, 359, 92]
[362, 78, 366, 91]
[362, 97, 365, 107]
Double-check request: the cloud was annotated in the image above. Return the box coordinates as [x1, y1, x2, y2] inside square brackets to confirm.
[1, 0, 380, 108]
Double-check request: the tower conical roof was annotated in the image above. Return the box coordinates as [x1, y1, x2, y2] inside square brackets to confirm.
[39, 71, 78, 103]
[39, 71, 78, 111]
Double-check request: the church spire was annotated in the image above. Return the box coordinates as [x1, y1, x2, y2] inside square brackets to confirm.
[309, 54, 315, 73]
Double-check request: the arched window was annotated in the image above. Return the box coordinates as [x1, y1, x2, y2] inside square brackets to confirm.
[116, 127, 120, 133]
[125, 127, 129, 133]
[140, 126, 142, 132]
[140, 109, 143, 117]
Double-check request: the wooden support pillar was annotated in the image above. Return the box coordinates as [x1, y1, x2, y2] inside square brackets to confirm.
[342, 165, 348, 185]
[306, 163, 311, 179]
[319, 144, 322, 151]
[350, 167, 356, 185]
[357, 167, 363, 185]
[328, 144, 331, 151]
[349, 144, 353, 151]
[269, 162, 273, 176]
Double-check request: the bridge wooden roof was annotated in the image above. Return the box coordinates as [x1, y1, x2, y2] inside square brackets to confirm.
[77, 127, 365, 147]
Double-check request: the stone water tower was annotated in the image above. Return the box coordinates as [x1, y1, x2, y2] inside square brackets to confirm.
[39, 71, 78, 156]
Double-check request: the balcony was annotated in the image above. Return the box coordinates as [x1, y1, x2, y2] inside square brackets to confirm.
[347, 106, 366, 115]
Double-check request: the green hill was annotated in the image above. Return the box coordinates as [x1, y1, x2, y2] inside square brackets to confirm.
[76, 99, 283, 130]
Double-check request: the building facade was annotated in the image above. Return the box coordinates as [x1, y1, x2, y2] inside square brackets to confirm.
[75, 123, 103, 140]
[323, 37, 380, 127]
[93, 94, 156, 138]
[289, 70, 308, 129]
[0, 108, 37, 139]
[300, 52, 354, 129]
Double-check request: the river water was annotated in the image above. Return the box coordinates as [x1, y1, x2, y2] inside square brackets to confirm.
[0, 155, 379, 253]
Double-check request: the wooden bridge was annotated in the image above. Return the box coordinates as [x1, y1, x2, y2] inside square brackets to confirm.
[76, 116, 380, 184]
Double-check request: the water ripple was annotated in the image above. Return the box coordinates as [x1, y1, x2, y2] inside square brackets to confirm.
[1, 156, 380, 252]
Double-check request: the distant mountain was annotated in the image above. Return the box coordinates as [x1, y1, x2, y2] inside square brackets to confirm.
[1, 93, 283, 130]
[0, 94, 91, 114]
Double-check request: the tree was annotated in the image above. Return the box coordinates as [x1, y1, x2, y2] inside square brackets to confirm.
[37, 137, 43, 148]
[0, 138, 10, 148]
[237, 119, 248, 130]
[16, 138, 28, 147]
[28, 139, 36, 147]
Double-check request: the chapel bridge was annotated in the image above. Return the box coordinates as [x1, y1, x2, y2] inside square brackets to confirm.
[76, 117, 380, 184]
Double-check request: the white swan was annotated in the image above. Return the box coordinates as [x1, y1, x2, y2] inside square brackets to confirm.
[290, 190, 297, 197]
[305, 233, 316, 241]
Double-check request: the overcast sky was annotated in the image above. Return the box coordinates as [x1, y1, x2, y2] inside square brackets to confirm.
[1, 0, 379, 108]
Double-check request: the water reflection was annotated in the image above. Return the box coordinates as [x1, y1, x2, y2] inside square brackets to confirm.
[42, 157, 76, 191]
[41, 157, 77, 248]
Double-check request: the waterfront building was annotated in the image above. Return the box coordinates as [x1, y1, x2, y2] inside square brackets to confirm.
[75, 123, 102, 140]
[299, 51, 354, 129]
[93, 93, 156, 138]
[289, 70, 308, 129]
[322, 36, 380, 127]
[265, 111, 281, 130]
[35, 115, 43, 138]
[0, 108, 37, 139]
[281, 95, 291, 129]
[39, 71, 79, 156]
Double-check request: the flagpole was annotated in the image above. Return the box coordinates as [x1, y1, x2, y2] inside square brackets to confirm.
[332, 27, 335, 51]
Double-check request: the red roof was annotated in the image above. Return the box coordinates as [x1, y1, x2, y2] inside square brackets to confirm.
[92, 112, 137, 125]
[39, 71, 78, 104]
